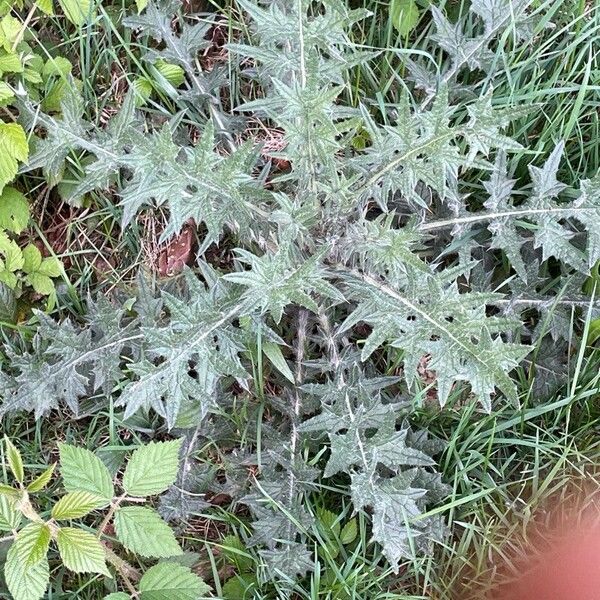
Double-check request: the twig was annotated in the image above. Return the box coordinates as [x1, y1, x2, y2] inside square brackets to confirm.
[97, 493, 127, 539]
[103, 544, 141, 597]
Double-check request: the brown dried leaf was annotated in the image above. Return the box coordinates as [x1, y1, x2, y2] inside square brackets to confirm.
[157, 220, 195, 277]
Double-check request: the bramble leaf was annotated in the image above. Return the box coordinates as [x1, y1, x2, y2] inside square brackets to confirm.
[59, 444, 114, 506]
[114, 506, 182, 558]
[4, 543, 49, 600]
[4, 436, 24, 484]
[26, 464, 55, 493]
[0, 123, 28, 195]
[57, 527, 111, 576]
[52, 491, 105, 520]
[0, 187, 29, 234]
[122, 439, 183, 497]
[0, 494, 20, 531]
[139, 562, 212, 599]
[13, 523, 51, 567]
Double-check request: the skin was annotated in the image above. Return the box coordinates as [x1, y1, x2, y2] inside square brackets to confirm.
[490, 512, 600, 600]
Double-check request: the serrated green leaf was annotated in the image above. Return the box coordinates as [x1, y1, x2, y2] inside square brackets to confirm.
[4, 436, 23, 484]
[155, 60, 185, 87]
[0, 123, 28, 195]
[0, 51, 22, 73]
[135, 0, 147, 12]
[104, 594, 131, 600]
[57, 527, 111, 576]
[0, 482, 18, 497]
[4, 543, 49, 600]
[0, 270, 17, 289]
[222, 574, 258, 600]
[38, 256, 62, 277]
[122, 439, 183, 497]
[317, 508, 341, 537]
[340, 518, 358, 545]
[21, 246, 61, 295]
[42, 79, 71, 113]
[139, 562, 211, 599]
[0, 494, 20, 531]
[25, 272, 55, 295]
[0, 231, 23, 276]
[133, 77, 153, 105]
[390, 0, 419, 36]
[0, 16, 21, 51]
[58, 0, 93, 25]
[0, 187, 29, 234]
[42, 56, 72, 80]
[0, 81, 13, 102]
[36, 0, 54, 15]
[263, 341, 294, 383]
[52, 490, 104, 520]
[586, 318, 600, 346]
[114, 506, 182, 558]
[58, 444, 114, 507]
[26, 464, 55, 493]
[22, 244, 42, 273]
[14, 523, 51, 566]
[23, 67, 43, 84]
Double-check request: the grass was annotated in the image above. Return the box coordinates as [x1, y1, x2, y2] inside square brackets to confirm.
[2, 0, 600, 597]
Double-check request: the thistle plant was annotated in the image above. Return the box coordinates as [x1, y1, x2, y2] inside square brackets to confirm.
[0, 0, 597, 582]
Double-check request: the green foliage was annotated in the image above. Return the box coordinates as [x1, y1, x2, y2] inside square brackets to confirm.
[0, 188, 29, 234]
[0, 191, 61, 301]
[59, 443, 115, 505]
[390, 0, 420, 36]
[0, 123, 28, 195]
[56, 527, 110, 575]
[122, 439, 183, 497]
[138, 562, 212, 598]
[0, 438, 209, 600]
[133, 60, 186, 105]
[113, 506, 182, 558]
[2, 0, 600, 591]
